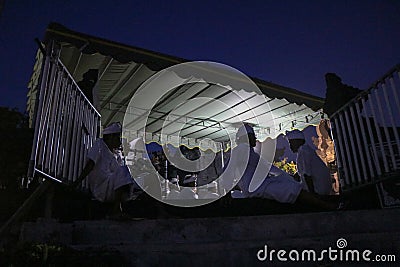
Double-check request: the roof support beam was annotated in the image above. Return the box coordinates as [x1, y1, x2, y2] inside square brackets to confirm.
[104, 64, 148, 125]
[146, 83, 215, 130]
[194, 98, 278, 140]
[100, 62, 142, 109]
[98, 56, 114, 81]
[122, 81, 201, 129]
[149, 84, 231, 133]
[176, 93, 258, 137]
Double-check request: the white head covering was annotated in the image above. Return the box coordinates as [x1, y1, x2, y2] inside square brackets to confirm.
[285, 129, 305, 140]
[236, 124, 255, 140]
[103, 122, 122, 135]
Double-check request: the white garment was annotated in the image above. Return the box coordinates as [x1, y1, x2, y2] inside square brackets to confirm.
[224, 143, 302, 204]
[296, 144, 332, 195]
[178, 187, 198, 200]
[86, 139, 134, 202]
[198, 190, 219, 199]
[197, 152, 219, 186]
[166, 189, 181, 199]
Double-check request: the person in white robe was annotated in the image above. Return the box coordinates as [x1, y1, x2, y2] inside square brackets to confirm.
[72, 122, 134, 218]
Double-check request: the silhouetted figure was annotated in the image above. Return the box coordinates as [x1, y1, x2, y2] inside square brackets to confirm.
[324, 73, 362, 117]
[223, 124, 342, 210]
[77, 69, 98, 104]
[286, 129, 332, 195]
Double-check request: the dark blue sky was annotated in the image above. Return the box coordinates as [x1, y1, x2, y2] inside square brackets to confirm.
[0, 0, 399, 112]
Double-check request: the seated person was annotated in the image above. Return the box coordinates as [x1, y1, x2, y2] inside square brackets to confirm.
[72, 122, 134, 218]
[197, 181, 219, 199]
[223, 124, 341, 210]
[286, 129, 332, 195]
[166, 178, 181, 199]
[178, 174, 198, 200]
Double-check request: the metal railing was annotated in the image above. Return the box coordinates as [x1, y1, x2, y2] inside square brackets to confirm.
[28, 42, 101, 190]
[331, 65, 400, 190]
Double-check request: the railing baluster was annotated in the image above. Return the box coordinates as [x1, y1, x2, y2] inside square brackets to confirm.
[343, 108, 362, 184]
[56, 79, 72, 180]
[37, 57, 57, 169]
[78, 102, 88, 179]
[53, 75, 65, 178]
[389, 76, 400, 118]
[373, 87, 396, 170]
[381, 81, 400, 170]
[40, 62, 58, 172]
[63, 88, 77, 182]
[361, 98, 382, 178]
[367, 88, 390, 173]
[51, 70, 68, 179]
[84, 109, 95, 190]
[72, 97, 84, 181]
[331, 118, 350, 187]
[46, 68, 63, 175]
[349, 105, 367, 184]
[338, 114, 354, 187]
[355, 101, 375, 180]
[68, 89, 80, 182]
[335, 114, 352, 185]
[29, 49, 51, 178]
[47, 68, 61, 174]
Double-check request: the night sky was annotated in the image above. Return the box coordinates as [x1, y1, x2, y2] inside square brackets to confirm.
[0, 0, 399, 112]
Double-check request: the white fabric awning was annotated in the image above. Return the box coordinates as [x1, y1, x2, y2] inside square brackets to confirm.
[27, 23, 325, 150]
[121, 63, 323, 149]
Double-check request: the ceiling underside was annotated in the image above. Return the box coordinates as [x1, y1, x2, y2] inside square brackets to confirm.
[27, 23, 326, 147]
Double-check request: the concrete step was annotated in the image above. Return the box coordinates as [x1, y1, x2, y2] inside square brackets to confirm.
[19, 209, 400, 266]
[20, 209, 400, 245]
[72, 231, 399, 266]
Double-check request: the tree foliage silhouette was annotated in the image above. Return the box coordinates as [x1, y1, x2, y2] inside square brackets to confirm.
[0, 107, 32, 190]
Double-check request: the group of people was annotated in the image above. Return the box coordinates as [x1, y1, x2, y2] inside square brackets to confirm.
[165, 176, 220, 200]
[224, 124, 339, 210]
[71, 121, 342, 219]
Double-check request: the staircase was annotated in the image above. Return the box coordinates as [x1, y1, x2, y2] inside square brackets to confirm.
[19, 209, 400, 266]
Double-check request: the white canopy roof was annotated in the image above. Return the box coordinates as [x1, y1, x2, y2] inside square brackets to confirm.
[27, 23, 325, 150]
